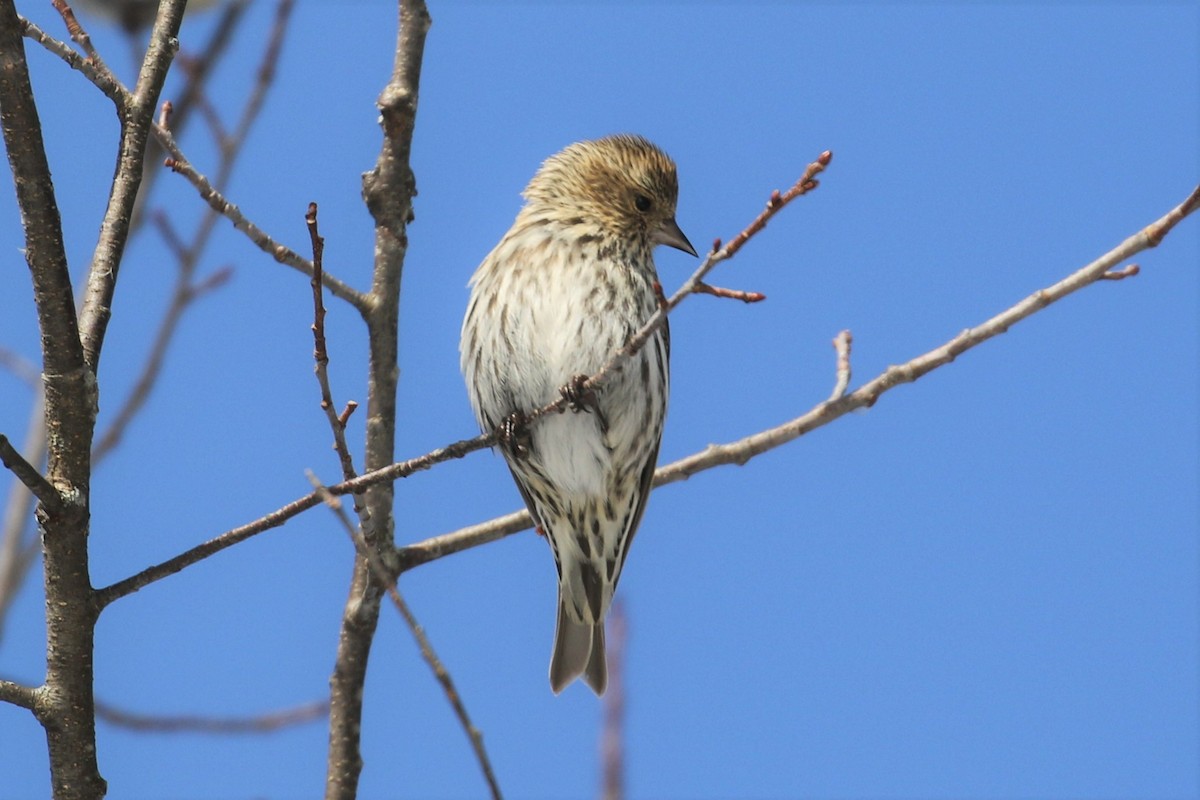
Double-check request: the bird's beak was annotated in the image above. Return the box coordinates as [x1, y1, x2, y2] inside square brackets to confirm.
[653, 217, 698, 257]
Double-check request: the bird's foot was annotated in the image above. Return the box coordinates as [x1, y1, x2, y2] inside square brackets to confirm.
[560, 374, 597, 414]
[498, 410, 532, 459]
[560, 375, 610, 437]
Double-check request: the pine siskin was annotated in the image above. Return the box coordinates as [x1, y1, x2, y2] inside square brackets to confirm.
[460, 135, 696, 695]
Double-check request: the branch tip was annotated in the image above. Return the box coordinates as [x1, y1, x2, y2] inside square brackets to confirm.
[694, 282, 766, 303]
[1100, 264, 1140, 281]
[829, 329, 853, 401]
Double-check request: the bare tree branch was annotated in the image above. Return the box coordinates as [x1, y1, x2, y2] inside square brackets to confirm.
[129, 0, 251, 235]
[305, 203, 362, 489]
[309, 478, 503, 800]
[95, 424, 533, 606]
[325, 0, 431, 794]
[829, 329, 853, 402]
[50, 0, 120, 87]
[77, 0, 187, 373]
[399, 509, 531, 572]
[94, 488, 325, 607]
[0, 434, 62, 513]
[0, 1, 107, 794]
[23, 1, 253, 229]
[94, 0, 292, 461]
[0, 0, 267, 644]
[0, 8, 85, 637]
[18, 14, 127, 104]
[1, 8, 83, 383]
[693, 281, 766, 303]
[155, 124, 370, 312]
[0, 676, 40, 712]
[1099, 263, 1140, 280]
[95, 697, 329, 734]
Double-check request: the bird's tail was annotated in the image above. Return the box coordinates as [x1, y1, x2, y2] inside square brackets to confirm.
[549, 598, 607, 695]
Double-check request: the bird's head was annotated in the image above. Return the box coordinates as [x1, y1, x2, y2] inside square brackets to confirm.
[523, 134, 697, 257]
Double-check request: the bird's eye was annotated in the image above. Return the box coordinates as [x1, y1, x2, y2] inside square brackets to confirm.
[634, 194, 653, 213]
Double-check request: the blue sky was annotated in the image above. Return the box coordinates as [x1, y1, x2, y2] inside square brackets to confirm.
[1, 2, 1197, 798]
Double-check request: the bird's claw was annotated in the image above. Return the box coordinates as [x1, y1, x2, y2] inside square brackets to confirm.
[498, 411, 532, 459]
[560, 374, 597, 414]
[560, 374, 610, 437]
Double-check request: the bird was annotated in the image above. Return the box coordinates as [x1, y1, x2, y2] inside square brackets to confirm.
[72, 0, 221, 33]
[460, 135, 696, 695]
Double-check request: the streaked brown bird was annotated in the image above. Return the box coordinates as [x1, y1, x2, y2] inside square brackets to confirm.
[460, 135, 695, 694]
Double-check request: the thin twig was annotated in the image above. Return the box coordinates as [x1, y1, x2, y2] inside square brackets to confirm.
[95, 5, 292, 460]
[306, 203, 360, 488]
[1145, 185, 1200, 243]
[50, 0, 121, 95]
[0, 677, 40, 711]
[308, 477, 503, 800]
[829, 330, 853, 402]
[157, 126, 369, 312]
[95, 489, 326, 606]
[77, 0, 187, 373]
[397, 509, 530, 572]
[18, 15, 127, 104]
[95, 697, 329, 734]
[0, 435, 61, 514]
[1100, 263, 1140, 280]
[693, 282, 766, 303]
[141, 0, 360, 313]
[128, 0, 253, 236]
